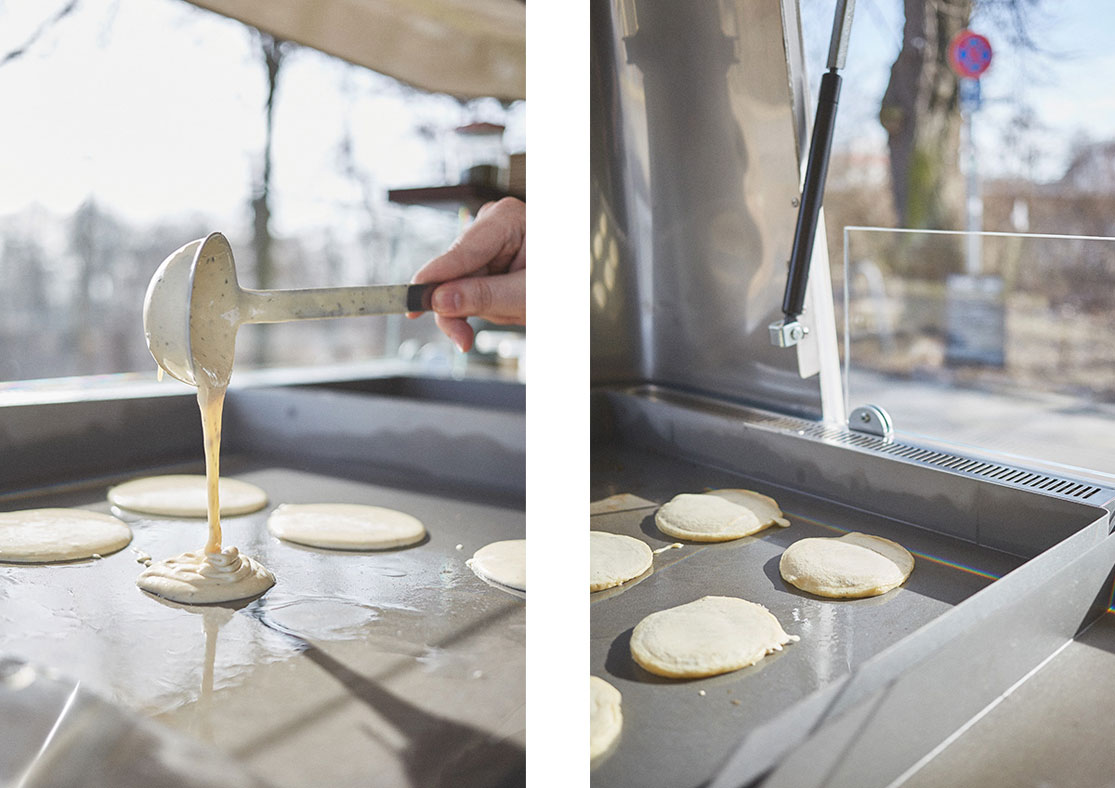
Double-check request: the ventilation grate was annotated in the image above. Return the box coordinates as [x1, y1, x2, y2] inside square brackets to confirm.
[749, 413, 1104, 502]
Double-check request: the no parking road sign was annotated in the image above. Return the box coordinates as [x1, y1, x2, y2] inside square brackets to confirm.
[949, 30, 992, 79]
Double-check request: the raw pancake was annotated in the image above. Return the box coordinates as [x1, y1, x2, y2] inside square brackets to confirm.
[590, 532, 653, 591]
[630, 595, 798, 679]
[0, 508, 132, 563]
[108, 475, 268, 517]
[268, 503, 426, 550]
[655, 489, 790, 542]
[467, 539, 526, 591]
[779, 532, 914, 598]
[590, 675, 623, 760]
[137, 546, 275, 604]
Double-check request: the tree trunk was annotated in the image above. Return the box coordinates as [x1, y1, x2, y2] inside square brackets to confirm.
[252, 33, 285, 364]
[880, 0, 971, 238]
[254, 33, 284, 291]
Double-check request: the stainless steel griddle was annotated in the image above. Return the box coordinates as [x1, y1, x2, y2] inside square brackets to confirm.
[0, 376, 525, 788]
[590, 387, 1115, 788]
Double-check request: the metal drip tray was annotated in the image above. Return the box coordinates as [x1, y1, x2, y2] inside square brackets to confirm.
[590, 386, 1115, 788]
[0, 378, 525, 788]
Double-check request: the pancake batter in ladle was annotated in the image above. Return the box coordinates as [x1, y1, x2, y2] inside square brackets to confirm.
[138, 233, 434, 603]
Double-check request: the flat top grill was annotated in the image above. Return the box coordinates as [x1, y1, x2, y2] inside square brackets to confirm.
[0, 382, 525, 788]
[590, 388, 1113, 788]
[590, 445, 1017, 788]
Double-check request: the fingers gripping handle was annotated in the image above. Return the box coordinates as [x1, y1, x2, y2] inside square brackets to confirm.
[406, 283, 436, 313]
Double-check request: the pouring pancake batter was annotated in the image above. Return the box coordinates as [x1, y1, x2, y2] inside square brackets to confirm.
[139, 235, 274, 603]
[139, 234, 436, 603]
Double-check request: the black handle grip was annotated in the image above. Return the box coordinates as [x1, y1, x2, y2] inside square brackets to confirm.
[406, 283, 437, 312]
[782, 69, 842, 320]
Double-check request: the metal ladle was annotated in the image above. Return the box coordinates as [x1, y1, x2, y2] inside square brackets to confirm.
[143, 232, 434, 387]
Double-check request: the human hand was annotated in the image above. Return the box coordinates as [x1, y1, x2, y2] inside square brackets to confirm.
[409, 197, 525, 352]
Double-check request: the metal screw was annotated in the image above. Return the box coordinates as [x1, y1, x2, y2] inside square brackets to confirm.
[791, 197, 800, 207]
[860, 412, 871, 423]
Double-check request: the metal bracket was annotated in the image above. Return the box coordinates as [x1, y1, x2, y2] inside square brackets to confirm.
[848, 404, 893, 439]
[771, 0, 855, 350]
[768, 318, 810, 348]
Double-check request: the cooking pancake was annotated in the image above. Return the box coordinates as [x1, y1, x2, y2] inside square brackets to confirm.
[0, 508, 131, 563]
[268, 503, 426, 550]
[590, 531, 652, 591]
[137, 546, 275, 604]
[655, 489, 790, 542]
[630, 595, 798, 679]
[109, 475, 268, 517]
[467, 539, 526, 591]
[590, 675, 623, 760]
[779, 532, 914, 598]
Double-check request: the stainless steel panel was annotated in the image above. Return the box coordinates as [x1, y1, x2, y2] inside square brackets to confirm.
[898, 610, 1115, 788]
[590, 388, 1114, 788]
[1, 377, 525, 500]
[590, 0, 822, 418]
[227, 387, 525, 499]
[754, 524, 1115, 788]
[0, 380, 524, 788]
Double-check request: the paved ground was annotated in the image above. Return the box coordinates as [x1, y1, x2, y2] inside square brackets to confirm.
[849, 370, 1115, 484]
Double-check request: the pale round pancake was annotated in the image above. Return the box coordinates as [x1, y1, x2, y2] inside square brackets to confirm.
[108, 475, 268, 517]
[467, 539, 526, 591]
[779, 532, 914, 598]
[655, 489, 790, 542]
[630, 595, 798, 679]
[590, 675, 623, 760]
[0, 508, 132, 563]
[268, 503, 426, 550]
[137, 546, 275, 604]
[590, 532, 653, 591]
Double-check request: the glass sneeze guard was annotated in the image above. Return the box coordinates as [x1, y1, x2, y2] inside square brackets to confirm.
[842, 226, 1115, 485]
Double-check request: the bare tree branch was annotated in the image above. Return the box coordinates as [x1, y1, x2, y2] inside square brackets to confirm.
[974, 0, 1051, 55]
[0, 0, 81, 69]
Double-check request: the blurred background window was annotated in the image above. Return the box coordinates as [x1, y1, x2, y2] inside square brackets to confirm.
[0, 0, 525, 391]
[799, 0, 1115, 478]
[801, 0, 1115, 239]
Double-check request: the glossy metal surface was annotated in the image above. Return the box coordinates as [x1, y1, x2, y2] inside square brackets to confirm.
[900, 611, 1115, 788]
[590, 387, 1114, 788]
[755, 524, 1115, 788]
[590, 0, 823, 418]
[0, 381, 524, 788]
[0, 656, 270, 788]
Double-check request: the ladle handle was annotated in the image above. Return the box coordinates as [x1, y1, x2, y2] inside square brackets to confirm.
[241, 283, 436, 325]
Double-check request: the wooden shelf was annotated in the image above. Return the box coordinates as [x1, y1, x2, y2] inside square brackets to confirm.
[387, 184, 523, 215]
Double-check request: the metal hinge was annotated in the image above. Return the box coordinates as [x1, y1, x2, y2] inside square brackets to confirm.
[848, 404, 893, 439]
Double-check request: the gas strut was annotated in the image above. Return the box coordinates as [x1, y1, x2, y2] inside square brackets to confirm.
[770, 0, 855, 348]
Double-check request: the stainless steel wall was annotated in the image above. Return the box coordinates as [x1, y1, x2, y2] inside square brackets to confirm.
[590, 0, 823, 419]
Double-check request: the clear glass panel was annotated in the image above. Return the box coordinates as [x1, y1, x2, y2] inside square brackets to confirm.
[842, 227, 1115, 481]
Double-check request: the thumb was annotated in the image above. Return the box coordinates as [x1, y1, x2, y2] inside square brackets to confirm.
[430, 269, 525, 324]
